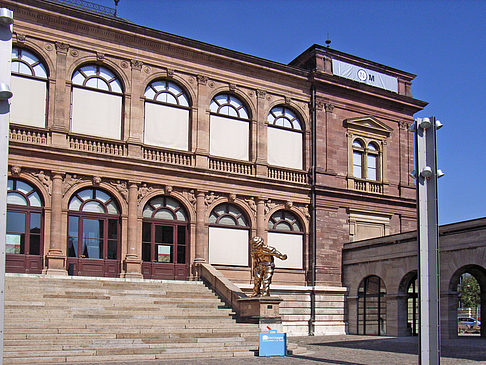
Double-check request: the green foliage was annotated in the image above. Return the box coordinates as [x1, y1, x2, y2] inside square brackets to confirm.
[459, 274, 480, 308]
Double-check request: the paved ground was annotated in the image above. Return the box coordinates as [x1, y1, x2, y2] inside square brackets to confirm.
[103, 334, 486, 365]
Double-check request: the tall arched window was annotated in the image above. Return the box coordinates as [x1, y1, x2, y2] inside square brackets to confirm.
[358, 275, 387, 335]
[352, 139, 364, 179]
[11, 47, 48, 128]
[267, 106, 303, 169]
[209, 94, 250, 160]
[71, 64, 123, 140]
[67, 188, 120, 277]
[6, 178, 44, 273]
[209, 203, 249, 266]
[267, 210, 303, 269]
[352, 139, 382, 181]
[144, 80, 190, 151]
[141, 196, 189, 280]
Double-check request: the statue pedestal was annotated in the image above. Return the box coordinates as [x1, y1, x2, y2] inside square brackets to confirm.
[238, 296, 283, 332]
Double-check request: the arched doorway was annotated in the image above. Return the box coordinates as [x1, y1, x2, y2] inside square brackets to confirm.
[6, 178, 44, 273]
[398, 271, 418, 336]
[141, 196, 189, 280]
[358, 275, 387, 335]
[450, 265, 486, 337]
[67, 188, 121, 277]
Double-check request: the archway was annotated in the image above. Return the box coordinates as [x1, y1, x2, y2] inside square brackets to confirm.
[398, 271, 418, 336]
[449, 265, 486, 338]
[357, 275, 387, 335]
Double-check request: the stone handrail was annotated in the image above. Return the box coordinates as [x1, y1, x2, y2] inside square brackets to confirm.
[198, 263, 247, 315]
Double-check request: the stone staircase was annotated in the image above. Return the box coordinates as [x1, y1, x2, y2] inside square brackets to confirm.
[4, 274, 306, 364]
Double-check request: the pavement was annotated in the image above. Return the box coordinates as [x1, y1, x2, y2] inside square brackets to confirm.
[95, 334, 486, 365]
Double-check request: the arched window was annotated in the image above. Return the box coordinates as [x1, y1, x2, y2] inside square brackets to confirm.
[71, 64, 123, 140]
[358, 275, 387, 335]
[367, 142, 379, 181]
[267, 106, 303, 169]
[208, 203, 249, 266]
[67, 188, 120, 276]
[209, 94, 250, 160]
[6, 178, 44, 273]
[352, 139, 364, 179]
[268, 210, 303, 269]
[144, 80, 190, 150]
[10, 47, 48, 128]
[141, 196, 189, 280]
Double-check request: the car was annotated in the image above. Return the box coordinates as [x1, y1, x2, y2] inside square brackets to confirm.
[458, 317, 481, 333]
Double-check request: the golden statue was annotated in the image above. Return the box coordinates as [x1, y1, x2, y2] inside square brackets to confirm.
[250, 236, 287, 297]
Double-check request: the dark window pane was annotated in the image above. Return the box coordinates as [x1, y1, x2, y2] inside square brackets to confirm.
[29, 234, 40, 255]
[108, 219, 118, 240]
[7, 211, 25, 233]
[156, 244, 172, 263]
[142, 242, 151, 262]
[142, 222, 151, 242]
[177, 245, 186, 264]
[68, 237, 78, 257]
[68, 216, 79, 237]
[30, 212, 41, 233]
[155, 226, 173, 244]
[177, 226, 186, 245]
[82, 219, 103, 240]
[107, 239, 117, 259]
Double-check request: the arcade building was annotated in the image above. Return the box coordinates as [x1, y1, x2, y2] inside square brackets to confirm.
[2, 0, 427, 335]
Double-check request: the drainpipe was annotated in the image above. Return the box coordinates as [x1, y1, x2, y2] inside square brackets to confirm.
[309, 83, 317, 335]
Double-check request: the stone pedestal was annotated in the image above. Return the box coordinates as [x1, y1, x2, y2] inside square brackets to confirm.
[238, 296, 283, 332]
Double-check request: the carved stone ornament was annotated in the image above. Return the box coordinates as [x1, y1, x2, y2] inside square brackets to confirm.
[92, 176, 102, 186]
[205, 192, 219, 206]
[285, 96, 292, 105]
[256, 89, 266, 99]
[244, 197, 257, 216]
[399, 121, 409, 130]
[131, 59, 143, 71]
[63, 174, 82, 195]
[208, 81, 215, 88]
[138, 183, 154, 203]
[45, 44, 54, 52]
[164, 185, 173, 195]
[167, 68, 174, 78]
[285, 201, 293, 209]
[229, 83, 237, 91]
[197, 75, 208, 85]
[264, 199, 278, 215]
[70, 49, 79, 57]
[109, 180, 128, 202]
[15, 33, 26, 43]
[325, 103, 335, 113]
[183, 189, 197, 208]
[10, 166, 21, 176]
[229, 193, 236, 202]
[32, 170, 51, 194]
[55, 42, 69, 54]
[144, 66, 151, 74]
[96, 52, 105, 62]
[297, 204, 311, 219]
[120, 61, 129, 69]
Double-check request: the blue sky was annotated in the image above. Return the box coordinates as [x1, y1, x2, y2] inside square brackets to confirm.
[93, 0, 485, 225]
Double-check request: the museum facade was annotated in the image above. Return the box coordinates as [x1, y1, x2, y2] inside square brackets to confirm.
[3, 0, 426, 335]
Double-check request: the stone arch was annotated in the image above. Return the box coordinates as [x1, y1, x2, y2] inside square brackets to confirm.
[357, 274, 388, 335]
[206, 197, 256, 232]
[265, 205, 309, 234]
[138, 189, 196, 224]
[397, 270, 418, 336]
[208, 87, 256, 121]
[140, 72, 196, 108]
[266, 99, 310, 132]
[13, 40, 55, 78]
[8, 170, 51, 210]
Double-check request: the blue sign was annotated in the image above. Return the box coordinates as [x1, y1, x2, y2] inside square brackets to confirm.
[259, 330, 286, 357]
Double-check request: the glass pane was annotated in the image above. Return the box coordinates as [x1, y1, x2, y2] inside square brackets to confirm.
[30, 212, 41, 232]
[78, 189, 93, 201]
[81, 65, 97, 76]
[143, 205, 154, 218]
[98, 67, 114, 81]
[83, 219, 103, 240]
[368, 143, 378, 152]
[175, 210, 187, 221]
[354, 166, 362, 179]
[165, 198, 178, 210]
[177, 245, 186, 264]
[18, 63, 31, 75]
[11, 47, 19, 59]
[238, 107, 248, 119]
[72, 71, 85, 85]
[178, 94, 189, 107]
[155, 226, 173, 243]
[28, 192, 42, 207]
[7, 179, 13, 190]
[16, 181, 32, 195]
[108, 219, 118, 240]
[177, 226, 186, 245]
[29, 234, 40, 255]
[236, 216, 247, 226]
[219, 216, 236, 225]
[69, 197, 82, 211]
[107, 240, 117, 259]
[142, 242, 150, 262]
[33, 64, 47, 78]
[144, 87, 156, 99]
[11, 60, 20, 73]
[7, 192, 27, 206]
[142, 222, 151, 242]
[69, 217, 79, 236]
[83, 201, 105, 213]
[151, 80, 165, 91]
[210, 100, 219, 112]
[95, 190, 110, 203]
[151, 197, 164, 209]
[208, 214, 217, 224]
[83, 238, 102, 259]
[106, 201, 119, 215]
[154, 209, 175, 220]
[7, 211, 25, 233]
[275, 222, 292, 231]
[6, 233, 24, 254]
[68, 216, 78, 257]
[110, 79, 122, 93]
[156, 244, 172, 263]
[214, 94, 227, 104]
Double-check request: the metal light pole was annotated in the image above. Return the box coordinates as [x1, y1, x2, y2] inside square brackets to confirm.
[0, 7, 13, 365]
[411, 117, 443, 365]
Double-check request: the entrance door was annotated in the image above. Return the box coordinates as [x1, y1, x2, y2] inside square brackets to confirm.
[67, 188, 121, 277]
[141, 196, 189, 280]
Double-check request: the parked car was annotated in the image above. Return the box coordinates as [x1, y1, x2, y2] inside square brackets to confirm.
[458, 317, 481, 333]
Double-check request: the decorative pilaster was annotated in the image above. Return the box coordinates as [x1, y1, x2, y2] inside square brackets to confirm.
[193, 190, 207, 277]
[123, 182, 142, 278]
[45, 172, 67, 275]
[256, 198, 266, 239]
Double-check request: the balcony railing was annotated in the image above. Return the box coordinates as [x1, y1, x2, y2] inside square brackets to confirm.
[268, 166, 307, 184]
[351, 178, 383, 194]
[209, 157, 254, 176]
[142, 146, 194, 167]
[10, 126, 49, 145]
[68, 135, 127, 157]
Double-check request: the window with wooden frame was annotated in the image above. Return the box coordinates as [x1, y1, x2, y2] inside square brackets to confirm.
[267, 210, 303, 269]
[345, 116, 392, 194]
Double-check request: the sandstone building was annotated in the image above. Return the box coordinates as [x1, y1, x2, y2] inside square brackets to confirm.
[3, 0, 426, 335]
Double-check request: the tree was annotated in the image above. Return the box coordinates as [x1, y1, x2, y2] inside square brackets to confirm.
[458, 274, 480, 308]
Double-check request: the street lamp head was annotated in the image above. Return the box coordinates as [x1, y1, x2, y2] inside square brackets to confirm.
[0, 83, 12, 99]
[419, 118, 431, 129]
[0, 8, 13, 26]
[420, 166, 433, 178]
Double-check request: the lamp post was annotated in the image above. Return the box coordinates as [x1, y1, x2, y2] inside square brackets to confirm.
[0, 7, 13, 365]
[410, 117, 443, 365]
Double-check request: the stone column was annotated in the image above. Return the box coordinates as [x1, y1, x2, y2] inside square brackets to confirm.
[46, 172, 67, 275]
[256, 198, 266, 240]
[126, 60, 143, 159]
[193, 190, 207, 277]
[195, 75, 210, 169]
[123, 182, 142, 278]
[255, 90, 268, 177]
[51, 42, 70, 148]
